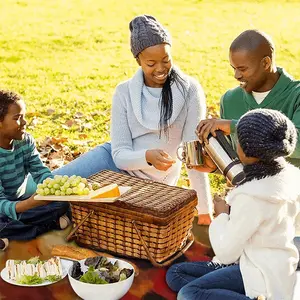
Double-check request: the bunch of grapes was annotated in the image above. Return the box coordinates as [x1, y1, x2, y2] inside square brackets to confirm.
[36, 175, 91, 196]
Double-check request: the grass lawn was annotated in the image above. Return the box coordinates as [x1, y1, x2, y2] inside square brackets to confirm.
[0, 0, 300, 191]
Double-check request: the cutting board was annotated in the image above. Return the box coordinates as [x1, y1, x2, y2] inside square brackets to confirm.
[34, 186, 131, 203]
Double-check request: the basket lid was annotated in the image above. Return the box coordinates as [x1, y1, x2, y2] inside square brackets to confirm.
[88, 170, 197, 218]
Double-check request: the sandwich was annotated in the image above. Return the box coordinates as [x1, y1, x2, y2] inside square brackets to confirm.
[5, 256, 63, 284]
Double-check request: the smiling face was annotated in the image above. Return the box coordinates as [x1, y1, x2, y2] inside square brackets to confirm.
[137, 44, 172, 88]
[0, 100, 27, 149]
[229, 49, 271, 93]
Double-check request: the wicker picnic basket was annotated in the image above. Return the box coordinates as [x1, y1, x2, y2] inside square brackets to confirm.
[66, 170, 197, 267]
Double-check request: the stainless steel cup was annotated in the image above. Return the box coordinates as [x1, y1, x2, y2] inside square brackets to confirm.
[177, 140, 203, 166]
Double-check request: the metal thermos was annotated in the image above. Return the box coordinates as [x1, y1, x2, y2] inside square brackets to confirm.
[203, 131, 245, 185]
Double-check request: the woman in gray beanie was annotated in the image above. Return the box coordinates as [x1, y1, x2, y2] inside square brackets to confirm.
[167, 108, 300, 300]
[52, 15, 213, 224]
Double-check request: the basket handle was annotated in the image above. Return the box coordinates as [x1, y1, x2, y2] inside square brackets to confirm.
[132, 220, 194, 268]
[66, 210, 94, 242]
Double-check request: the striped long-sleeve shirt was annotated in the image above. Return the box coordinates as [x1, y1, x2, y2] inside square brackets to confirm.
[0, 133, 52, 220]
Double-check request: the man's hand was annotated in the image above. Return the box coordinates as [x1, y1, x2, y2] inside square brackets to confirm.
[15, 194, 50, 213]
[213, 194, 230, 217]
[146, 149, 176, 171]
[196, 118, 232, 144]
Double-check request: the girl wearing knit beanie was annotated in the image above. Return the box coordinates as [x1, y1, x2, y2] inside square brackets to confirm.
[52, 15, 213, 225]
[167, 108, 300, 300]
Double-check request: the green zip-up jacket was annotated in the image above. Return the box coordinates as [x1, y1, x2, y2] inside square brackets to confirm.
[221, 67, 300, 167]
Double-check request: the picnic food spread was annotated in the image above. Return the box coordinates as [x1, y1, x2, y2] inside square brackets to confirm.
[36, 175, 120, 198]
[5, 256, 63, 285]
[70, 256, 133, 284]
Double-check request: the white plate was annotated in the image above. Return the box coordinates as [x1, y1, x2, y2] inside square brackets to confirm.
[34, 186, 131, 203]
[0, 259, 73, 287]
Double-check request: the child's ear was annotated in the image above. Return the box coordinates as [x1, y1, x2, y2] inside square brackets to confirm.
[136, 57, 141, 66]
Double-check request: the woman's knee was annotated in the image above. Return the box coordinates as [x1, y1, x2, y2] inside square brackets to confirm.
[53, 142, 118, 177]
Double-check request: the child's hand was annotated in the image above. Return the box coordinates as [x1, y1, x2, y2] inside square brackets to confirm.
[188, 148, 218, 173]
[15, 195, 50, 213]
[213, 195, 230, 216]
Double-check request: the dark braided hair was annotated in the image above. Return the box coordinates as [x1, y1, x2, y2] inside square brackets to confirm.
[159, 68, 187, 137]
[0, 90, 22, 121]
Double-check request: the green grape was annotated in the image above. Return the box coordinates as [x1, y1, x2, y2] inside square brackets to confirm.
[61, 176, 68, 184]
[36, 189, 44, 195]
[37, 183, 43, 189]
[64, 182, 70, 188]
[43, 178, 52, 185]
[83, 187, 90, 195]
[81, 178, 88, 185]
[71, 181, 78, 187]
[53, 183, 60, 190]
[76, 177, 82, 182]
[91, 182, 101, 190]
[78, 182, 85, 190]
[38, 175, 90, 196]
[77, 189, 84, 195]
[54, 175, 62, 181]
[66, 188, 73, 195]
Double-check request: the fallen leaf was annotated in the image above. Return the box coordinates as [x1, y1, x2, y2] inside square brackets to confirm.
[74, 112, 84, 118]
[49, 158, 65, 169]
[72, 140, 88, 146]
[51, 137, 69, 144]
[82, 123, 92, 130]
[64, 120, 75, 127]
[47, 108, 55, 115]
[74, 119, 82, 125]
[79, 134, 88, 139]
[27, 117, 39, 129]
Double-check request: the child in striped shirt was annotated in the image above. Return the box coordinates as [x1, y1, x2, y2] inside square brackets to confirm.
[0, 90, 70, 248]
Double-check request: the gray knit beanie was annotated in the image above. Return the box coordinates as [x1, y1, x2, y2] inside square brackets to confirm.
[129, 15, 171, 58]
[237, 109, 297, 161]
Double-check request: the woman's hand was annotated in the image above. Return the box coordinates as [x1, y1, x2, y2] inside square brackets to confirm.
[213, 194, 230, 217]
[196, 118, 231, 144]
[146, 149, 176, 171]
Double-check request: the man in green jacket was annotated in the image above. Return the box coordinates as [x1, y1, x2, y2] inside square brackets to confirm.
[196, 29, 300, 267]
[197, 29, 300, 169]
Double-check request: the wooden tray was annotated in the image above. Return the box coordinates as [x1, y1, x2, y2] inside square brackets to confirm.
[34, 186, 131, 203]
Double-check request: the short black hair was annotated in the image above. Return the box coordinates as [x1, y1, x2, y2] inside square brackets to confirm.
[230, 29, 275, 59]
[0, 90, 22, 121]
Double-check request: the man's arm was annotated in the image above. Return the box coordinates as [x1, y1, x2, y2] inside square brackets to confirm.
[289, 103, 300, 159]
